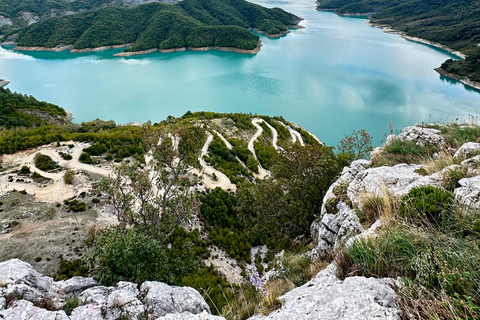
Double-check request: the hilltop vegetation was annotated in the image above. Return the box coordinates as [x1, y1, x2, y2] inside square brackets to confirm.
[317, 0, 480, 86]
[12, 0, 299, 53]
[0, 87, 68, 129]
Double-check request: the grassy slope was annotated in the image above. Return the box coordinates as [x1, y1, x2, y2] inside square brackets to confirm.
[316, 0, 480, 83]
[12, 0, 299, 52]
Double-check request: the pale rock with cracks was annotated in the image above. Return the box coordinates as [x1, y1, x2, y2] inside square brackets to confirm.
[309, 202, 364, 259]
[347, 163, 443, 209]
[454, 142, 480, 158]
[156, 310, 226, 320]
[0, 259, 222, 320]
[454, 176, 480, 207]
[0, 299, 69, 320]
[386, 125, 444, 148]
[140, 281, 211, 317]
[247, 263, 400, 320]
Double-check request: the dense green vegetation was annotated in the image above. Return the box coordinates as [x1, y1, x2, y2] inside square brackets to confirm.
[206, 134, 252, 184]
[317, 0, 480, 85]
[0, 87, 67, 129]
[13, 0, 299, 52]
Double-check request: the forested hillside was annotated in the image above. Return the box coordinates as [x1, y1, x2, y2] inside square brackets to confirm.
[0, 87, 68, 129]
[12, 0, 299, 53]
[316, 0, 480, 84]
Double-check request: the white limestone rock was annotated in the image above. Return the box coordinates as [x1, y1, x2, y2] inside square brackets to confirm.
[386, 126, 444, 148]
[105, 282, 145, 320]
[140, 281, 211, 317]
[455, 142, 480, 158]
[309, 202, 364, 259]
[156, 310, 226, 320]
[0, 259, 54, 304]
[78, 285, 111, 306]
[0, 299, 69, 320]
[70, 304, 104, 320]
[454, 176, 480, 207]
[347, 164, 443, 209]
[0, 15, 12, 27]
[247, 263, 400, 320]
[54, 276, 97, 296]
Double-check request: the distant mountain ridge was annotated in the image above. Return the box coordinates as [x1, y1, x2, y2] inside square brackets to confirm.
[8, 0, 299, 54]
[316, 0, 480, 87]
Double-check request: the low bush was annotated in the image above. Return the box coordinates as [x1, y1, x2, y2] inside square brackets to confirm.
[34, 153, 58, 171]
[399, 186, 454, 227]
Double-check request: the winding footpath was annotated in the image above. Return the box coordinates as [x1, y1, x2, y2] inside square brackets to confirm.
[248, 119, 279, 179]
[277, 121, 305, 146]
[191, 132, 237, 191]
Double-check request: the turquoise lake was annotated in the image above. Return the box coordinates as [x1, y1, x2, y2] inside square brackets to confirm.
[1, 0, 480, 146]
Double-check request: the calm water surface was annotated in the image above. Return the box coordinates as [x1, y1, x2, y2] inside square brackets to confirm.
[1, 0, 480, 146]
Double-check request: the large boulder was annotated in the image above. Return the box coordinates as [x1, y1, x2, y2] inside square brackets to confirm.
[247, 264, 400, 320]
[454, 176, 480, 207]
[0, 299, 69, 320]
[140, 282, 211, 317]
[454, 142, 480, 158]
[70, 304, 104, 320]
[0, 259, 55, 304]
[104, 282, 145, 320]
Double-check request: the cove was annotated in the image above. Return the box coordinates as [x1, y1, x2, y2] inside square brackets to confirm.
[1, 0, 480, 146]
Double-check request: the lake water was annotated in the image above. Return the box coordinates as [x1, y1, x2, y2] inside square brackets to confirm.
[1, 0, 480, 146]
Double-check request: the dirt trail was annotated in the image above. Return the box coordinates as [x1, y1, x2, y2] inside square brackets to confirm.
[192, 132, 236, 191]
[248, 119, 274, 179]
[277, 121, 305, 146]
[1, 142, 112, 202]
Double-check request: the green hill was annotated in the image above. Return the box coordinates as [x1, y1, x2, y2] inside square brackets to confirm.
[12, 0, 300, 53]
[317, 0, 480, 85]
[0, 87, 69, 129]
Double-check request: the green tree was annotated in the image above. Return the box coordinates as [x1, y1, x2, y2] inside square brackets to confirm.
[337, 129, 373, 162]
[103, 122, 205, 241]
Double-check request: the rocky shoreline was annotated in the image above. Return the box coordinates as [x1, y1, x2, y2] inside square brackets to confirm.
[0, 79, 9, 87]
[435, 67, 480, 91]
[11, 41, 262, 57]
[365, 22, 466, 59]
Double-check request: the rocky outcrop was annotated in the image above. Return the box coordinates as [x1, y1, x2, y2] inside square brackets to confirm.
[347, 164, 443, 209]
[0, 15, 12, 27]
[386, 125, 444, 148]
[454, 176, 480, 207]
[454, 142, 480, 158]
[0, 259, 221, 320]
[248, 263, 401, 320]
[309, 202, 364, 259]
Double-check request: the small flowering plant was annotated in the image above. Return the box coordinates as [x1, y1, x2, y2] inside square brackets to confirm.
[249, 260, 269, 297]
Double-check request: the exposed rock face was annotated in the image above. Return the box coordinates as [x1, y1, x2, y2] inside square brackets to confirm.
[0, 259, 222, 320]
[141, 281, 211, 317]
[454, 176, 480, 207]
[247, 264, 401, 320]
[386, 125, 444, 148]
[347, 164, 443, 209]
[309, 202, 364, 259]
[0, 15, 13, 27]
[0, 300, 69, 320]
[454, 142, 480, 158]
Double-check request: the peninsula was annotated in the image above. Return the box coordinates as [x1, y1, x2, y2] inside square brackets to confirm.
[8, 0, 301, 55]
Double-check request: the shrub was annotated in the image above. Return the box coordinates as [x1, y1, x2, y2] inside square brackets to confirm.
[64, 199, 86, 212]
[399, 186, 454, 226]
[56, 258, 89, 281]
[19, 166, 30, 174]
[63, 170, 75, 184]
[79, 152, 94, 164]
[87, 227, 204, 286]
[62, 297, 79, 316]
[372, 139, 437, 167]
[34, 153, 58, 171]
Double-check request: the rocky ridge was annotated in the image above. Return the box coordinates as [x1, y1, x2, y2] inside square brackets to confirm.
[0, 259, 220, 320]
